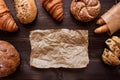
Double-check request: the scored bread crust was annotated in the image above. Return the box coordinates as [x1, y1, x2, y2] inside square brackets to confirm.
[70, 0, 101, 22]
[14, 0, 37, 24]
[0, 41, 20, 77]
[102, 48, 120, 66]
[102, 36, 120, 66]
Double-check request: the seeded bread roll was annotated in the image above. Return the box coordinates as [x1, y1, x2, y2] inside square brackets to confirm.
[14, 0, 37, 24]
[70, 0, 101, 22]
[102, 36, 120, 66]
[102, 48, 120, 66]
[0, 41, 20, 77]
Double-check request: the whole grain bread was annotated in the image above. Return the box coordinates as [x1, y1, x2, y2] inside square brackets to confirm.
[14, 0, 37, 24]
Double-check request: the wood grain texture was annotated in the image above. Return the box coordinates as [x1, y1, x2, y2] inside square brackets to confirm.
[0, 0, 120, 80]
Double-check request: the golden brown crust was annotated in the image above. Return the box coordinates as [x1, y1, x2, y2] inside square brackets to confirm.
[96, 18, 106, 25]
[70, 0, 101, 22]
[102, 36, 120, 66]
[94, 24, 109, 34]
[101, 2, 120, 35]
[102, 48, 120, 66]
[0, 40, 20, 77]
[14, 0, 37, 24]
[40, 0, 63, 22]
[0, 0, 18, 32]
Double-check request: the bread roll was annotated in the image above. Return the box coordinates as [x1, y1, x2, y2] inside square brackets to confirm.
[102, 36, 120, 66]
[14, 0, 37, 24]
[0, 41, 20, 77]
[70, 0, 101, 22]
[102, 48, 120, 66]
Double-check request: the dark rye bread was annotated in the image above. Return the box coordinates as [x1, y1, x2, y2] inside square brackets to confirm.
[0, 41, 20, 77]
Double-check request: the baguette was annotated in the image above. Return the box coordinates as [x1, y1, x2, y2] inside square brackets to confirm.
[14, 0, 37, 24]
[0, 0, 18, 32]
[94, 24, 109, 34]
[96, 18, 106, 25]
[94, 2, 120, 35]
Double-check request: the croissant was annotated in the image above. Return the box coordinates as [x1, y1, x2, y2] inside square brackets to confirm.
[40, 0, 64, 22]
[0, 0, 18, 32]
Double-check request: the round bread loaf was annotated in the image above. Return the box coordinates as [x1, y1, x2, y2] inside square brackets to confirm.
[0, 41, 20, 77]
[70, 0, 101, 22]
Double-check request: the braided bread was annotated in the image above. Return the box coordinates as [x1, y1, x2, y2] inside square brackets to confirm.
[70, 0, 101, 22]
[40, 0, 64, 22]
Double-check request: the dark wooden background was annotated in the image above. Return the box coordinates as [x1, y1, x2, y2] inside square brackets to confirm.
[0, 0, 120, 80]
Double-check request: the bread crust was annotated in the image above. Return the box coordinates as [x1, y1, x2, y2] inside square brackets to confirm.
[0, 41, 20, 77]
[0, 0, 19, 32]
[70, 0, 101, 22]
[14, 0, 37, 24]
[102, 36, 120, 66]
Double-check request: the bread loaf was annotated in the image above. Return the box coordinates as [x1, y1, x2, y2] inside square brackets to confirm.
[40, 0, 64, 22]
[0, 40, 20, 77]
[102, 36, 120, 66]
[70, 0, 101, 22]
[0, 0, 18, 32]
[14, 0, 37, 24]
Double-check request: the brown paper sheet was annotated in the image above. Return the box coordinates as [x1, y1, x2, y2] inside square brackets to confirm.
[29, 29, 89, 68]
[101, 2, 120, 35]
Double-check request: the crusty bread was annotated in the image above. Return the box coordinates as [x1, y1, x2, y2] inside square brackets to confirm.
[14, 0, 37, 24]
[102, 48, 120, 66]
[70, 0, 101, 22]
[106, 38, 120, 57]
[0, 41, 20, 77]
[102, 36, 120, 66]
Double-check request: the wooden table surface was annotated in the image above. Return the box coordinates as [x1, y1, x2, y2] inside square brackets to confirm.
[0, 0, 120, 80]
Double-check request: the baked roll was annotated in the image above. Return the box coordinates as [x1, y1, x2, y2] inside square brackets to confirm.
[0, 41, 20, 77]
[102, 36, 120, 66]
[70, 0, 101, 22]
